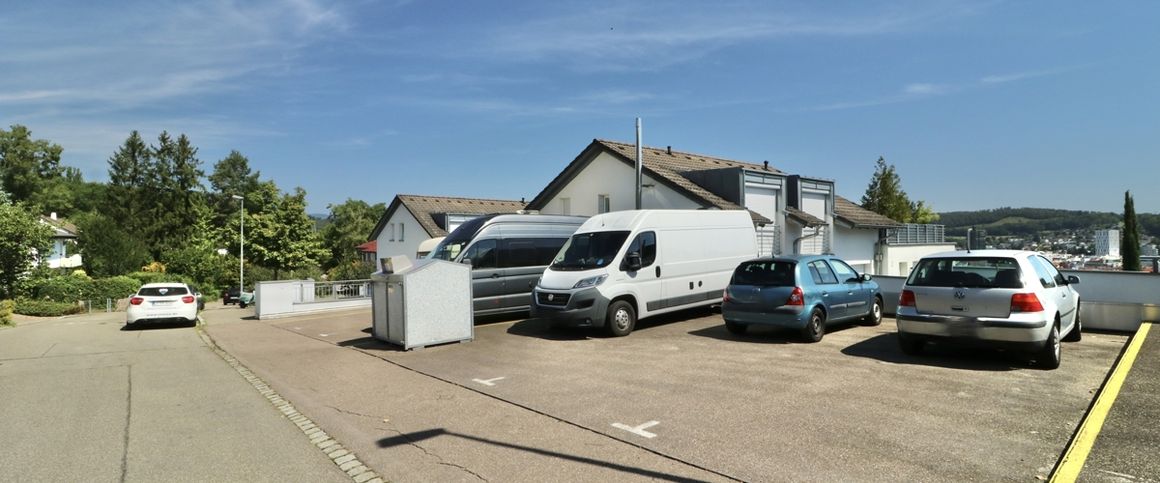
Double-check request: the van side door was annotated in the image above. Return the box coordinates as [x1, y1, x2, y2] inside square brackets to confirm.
[461, 239, 503, 313]
[497, 238, 566, 311]
[622, 231, 662, 315]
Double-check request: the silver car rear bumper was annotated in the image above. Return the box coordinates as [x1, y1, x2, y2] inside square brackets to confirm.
[896, 311, 1049, 343]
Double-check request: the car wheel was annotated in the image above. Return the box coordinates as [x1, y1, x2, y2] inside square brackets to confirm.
[239, 300, 248, 309]
[1063, 302, 1082, 342]
[605, 300, 636, 337]
[801, 308, 825, 343]
[1036, 323, 1061, 370]
[898, 333, 924, 356]
[724, 319, 747, 335]
[862, 296, 884, 326]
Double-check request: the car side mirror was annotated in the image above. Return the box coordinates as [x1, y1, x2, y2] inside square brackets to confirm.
[1067, 275, 1080, 284]
[624, 252, 643, 271]
[860, 273, 873, 282]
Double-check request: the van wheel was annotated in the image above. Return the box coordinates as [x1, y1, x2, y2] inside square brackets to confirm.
[1063, 302, 1082, 342]
[862, 296, 883, 326]
[605, 300, 636, 337]
[801, 308, 825, 343]
[724, 320, 747, 335]
[1035, 323, 1061, 370]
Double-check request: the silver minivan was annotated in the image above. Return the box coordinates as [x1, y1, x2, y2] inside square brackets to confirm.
[428, 214, 586, 316]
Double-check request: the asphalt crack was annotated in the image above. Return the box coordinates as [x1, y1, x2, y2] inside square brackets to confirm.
[119, 365, 133, 483]
[381, 426, 488, 482]
[327, 405, 383, 421]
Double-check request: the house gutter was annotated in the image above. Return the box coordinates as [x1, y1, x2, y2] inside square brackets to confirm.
[793, 228, 823, 255]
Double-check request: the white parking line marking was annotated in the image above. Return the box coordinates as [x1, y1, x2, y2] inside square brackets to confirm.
[319, 333, 330, 337]
[472, 377, 505, 386]
[611, 420, 660, 438]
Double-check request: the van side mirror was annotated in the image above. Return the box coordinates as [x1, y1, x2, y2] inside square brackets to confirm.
[462, 258, 472, 266]
[860, 273, 873, 282]
[624, 252, 643, 271]
[1067, 275, 1080, 284]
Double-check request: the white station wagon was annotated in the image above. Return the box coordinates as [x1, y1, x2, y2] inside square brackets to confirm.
[896, 250, 1081, 369]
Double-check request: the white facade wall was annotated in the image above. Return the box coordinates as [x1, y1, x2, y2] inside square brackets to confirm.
[1095, 229, 1120, 257]
[881, 243, 957, 277]
[541, 152, 701, 216]
[832, 225, 877, 274]
[374, 207, 430, 263]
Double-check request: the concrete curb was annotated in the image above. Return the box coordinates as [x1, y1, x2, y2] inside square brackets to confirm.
[195, 326, 384, 483]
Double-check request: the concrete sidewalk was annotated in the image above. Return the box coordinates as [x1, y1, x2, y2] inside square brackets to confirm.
[203, 309, 726, 482]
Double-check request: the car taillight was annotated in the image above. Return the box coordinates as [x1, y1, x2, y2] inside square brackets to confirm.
[182, 296, 195, 304]
[899, 290, 916, 307]
[1010, 293, 1044, 312]
[723, 290, 732, 303]
[130, 297, 144, 305]
[786, 287, 805, 306]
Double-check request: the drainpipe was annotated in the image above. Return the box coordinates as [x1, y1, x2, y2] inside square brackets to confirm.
[793, 227, 823, 255]
[635, 117, 643, 210]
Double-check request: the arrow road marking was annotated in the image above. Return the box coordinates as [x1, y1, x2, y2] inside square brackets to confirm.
[472, 377, 506, 386]
[611, 420, 660, 439]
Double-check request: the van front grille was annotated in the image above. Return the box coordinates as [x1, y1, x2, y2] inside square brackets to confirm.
[537, 291, 570, 307]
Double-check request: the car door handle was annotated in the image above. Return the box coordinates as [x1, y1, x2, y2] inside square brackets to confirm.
[821, 292, 829, 297]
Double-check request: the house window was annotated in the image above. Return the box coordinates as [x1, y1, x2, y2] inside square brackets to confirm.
[560, 197, 571, 215]
[389, 224, 395, 242]
[399, 224, 404, 242]
[597, 194, 611, 214]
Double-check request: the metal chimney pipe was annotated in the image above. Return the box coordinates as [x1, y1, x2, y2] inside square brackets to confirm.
[635, 117, 643, 210]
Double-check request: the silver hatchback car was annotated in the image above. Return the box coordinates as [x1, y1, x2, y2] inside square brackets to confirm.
[896, 250, 1081, 369]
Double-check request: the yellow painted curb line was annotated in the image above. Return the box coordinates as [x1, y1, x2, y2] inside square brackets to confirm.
[1050, 322, 1152, 482]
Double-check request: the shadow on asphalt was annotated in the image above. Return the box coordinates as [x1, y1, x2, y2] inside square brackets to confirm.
[688, 320, 865, 344]
[505, 306, 719, 341]
[841, 333, 1031, 371]
[376, 428, 709, 483]
[337, 336, 405, 352]
[121, 320, 197, 331]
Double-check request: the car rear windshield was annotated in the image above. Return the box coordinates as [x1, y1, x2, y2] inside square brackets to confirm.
[138, 286, 189, 296]
[731, 261, 796, 286]
[907, 257, 1023, 288]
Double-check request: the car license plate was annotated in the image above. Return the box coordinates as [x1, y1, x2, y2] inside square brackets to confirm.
[948, 320, 976, 337]
[152, 301, 174, 306]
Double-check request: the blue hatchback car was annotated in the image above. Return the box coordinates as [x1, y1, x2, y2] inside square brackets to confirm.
[721, 255, 883, 342]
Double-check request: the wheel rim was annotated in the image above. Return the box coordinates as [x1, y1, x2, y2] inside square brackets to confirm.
[873, 301, 882, 321]
[614, 308, 631, 330]
[811, 314, 823, 337]
[1052, 327, 1060, 359]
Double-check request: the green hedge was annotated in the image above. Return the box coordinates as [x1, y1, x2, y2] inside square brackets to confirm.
[14, 299, 84, 317]
[92, 276, 141, 301]
[0, 299, 14, 326]
[23, 275, 144, 303]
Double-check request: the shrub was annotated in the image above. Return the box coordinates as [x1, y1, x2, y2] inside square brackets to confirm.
[14, 299, 84, 317]
[27, 274, 93, 303]
[0, 299, 14, 326]
[126, 271, 194, 287]
[92, 276, 141, 301]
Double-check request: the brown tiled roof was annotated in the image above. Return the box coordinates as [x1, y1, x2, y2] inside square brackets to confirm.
[785, 207, 826, 227]
[370, 194, 526, 240]
[40, 216, 78, 237]
[356, 240, 376, 252]
[834, 196, 903, 228]
[528, 139, 781, 224]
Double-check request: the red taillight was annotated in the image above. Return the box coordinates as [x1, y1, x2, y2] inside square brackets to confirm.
[899, 290, 916, 307]
[723, 290, 732, 303]
[1010, 293, 1044, 312]
[130, 297, 144, 305]
[786, 287, 805, 306]
[181, 295, 195, 304]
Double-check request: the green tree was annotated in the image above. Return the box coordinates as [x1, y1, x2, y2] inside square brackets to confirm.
[247, 185, 326, 279]
[105, 131, 152, 235]
[0, 125, 65, 206]
[0, 198, 53, 298]
[161, 206, 235, 288]
[909, 200, 940, 224]
[74, 213, 151, 277]
[860, 156, 912, 223]
[1122, 191, 1141, 271]
[320, 199, 385, 270]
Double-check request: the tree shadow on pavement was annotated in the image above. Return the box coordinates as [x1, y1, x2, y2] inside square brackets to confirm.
[376, 428, 711, 483]
[841, 333, 1029, 371]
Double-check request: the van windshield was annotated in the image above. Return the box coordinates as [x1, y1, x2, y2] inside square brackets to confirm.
[550, 231, 630, 271]
[429, 216, 490, 261]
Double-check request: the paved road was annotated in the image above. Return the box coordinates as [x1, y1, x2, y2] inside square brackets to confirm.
[0, 309, 349, 483]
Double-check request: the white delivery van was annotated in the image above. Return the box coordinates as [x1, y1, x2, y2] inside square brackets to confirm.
[532, 209, 757, 336]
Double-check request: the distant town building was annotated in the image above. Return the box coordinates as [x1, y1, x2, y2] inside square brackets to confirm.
[1142, 243, 1159, 257]
[1094, 229, 1120, 257]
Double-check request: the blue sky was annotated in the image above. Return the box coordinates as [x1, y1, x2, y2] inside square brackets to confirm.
[3, 1, 1158, 215]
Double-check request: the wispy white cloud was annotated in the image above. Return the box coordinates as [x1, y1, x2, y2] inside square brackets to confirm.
[808, 65, 1076, 111]
[979, 65, 1084, 84]
[573, 89, 657, 105]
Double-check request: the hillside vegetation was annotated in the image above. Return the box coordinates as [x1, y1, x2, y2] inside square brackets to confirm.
[938, 207, 1160, 237]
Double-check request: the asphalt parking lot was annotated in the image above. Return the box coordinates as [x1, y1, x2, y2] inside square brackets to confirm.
[211, 307, 1129, 482]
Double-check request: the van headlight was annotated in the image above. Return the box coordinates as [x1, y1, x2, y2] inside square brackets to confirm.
[573, 274, 608, 289]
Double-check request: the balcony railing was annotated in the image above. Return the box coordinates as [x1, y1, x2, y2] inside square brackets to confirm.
[888, 223, 945, 245]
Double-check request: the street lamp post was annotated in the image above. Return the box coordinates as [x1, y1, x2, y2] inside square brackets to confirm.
[232, 195, 244, 296]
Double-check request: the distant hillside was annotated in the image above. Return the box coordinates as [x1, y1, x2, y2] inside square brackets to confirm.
[937, 207, 1160, 237]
